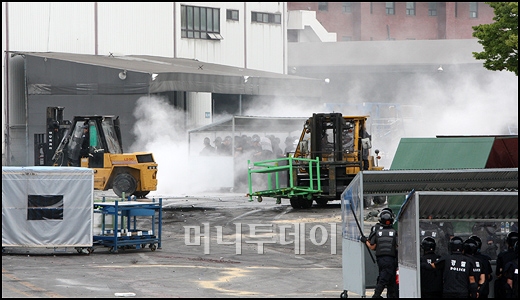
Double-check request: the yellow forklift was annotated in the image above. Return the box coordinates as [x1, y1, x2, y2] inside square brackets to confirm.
[36, 106, 158, 198]
[247, 113, 383, 209]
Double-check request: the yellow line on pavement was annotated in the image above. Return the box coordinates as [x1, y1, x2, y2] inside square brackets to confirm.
[2, 268, 64, 298]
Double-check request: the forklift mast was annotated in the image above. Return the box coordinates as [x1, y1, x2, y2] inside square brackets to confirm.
[43, 107, 71, 166]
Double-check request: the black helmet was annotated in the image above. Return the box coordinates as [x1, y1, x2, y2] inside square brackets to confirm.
[463, 238, 478, 255]
[421, 237, 436, 252]
[449, 236, 464, 253]
[469, 235, 482, 251]
[381, 207, 394, 216]
[506, 231, 518, 247]
[379, 210, 394, 225]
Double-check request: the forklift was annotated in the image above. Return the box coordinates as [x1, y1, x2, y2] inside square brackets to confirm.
[35, 107, 158, 198]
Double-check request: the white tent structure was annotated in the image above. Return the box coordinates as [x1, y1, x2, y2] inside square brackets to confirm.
[2, 166, 94, 249]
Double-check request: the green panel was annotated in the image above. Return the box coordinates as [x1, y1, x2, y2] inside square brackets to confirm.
[388, 195, 406, 217]
[89, 125, 98, 147]
[390, 137, 495, 170]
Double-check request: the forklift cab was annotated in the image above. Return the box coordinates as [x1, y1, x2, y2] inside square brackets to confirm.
[67, 116, 123, 168]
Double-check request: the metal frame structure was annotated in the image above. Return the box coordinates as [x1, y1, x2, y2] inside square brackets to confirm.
[93, 199, 163, 253]
[339, 168, 518, 298]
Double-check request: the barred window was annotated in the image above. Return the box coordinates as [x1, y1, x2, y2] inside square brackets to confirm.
[406, 2, 415, 16]
[227, 9, 239, 21]
[318, 2, 328, 12]
[181, 5, 222, 40]
[469, 2, 478, 18]
[386, 2, 395, 15]
[342, 2, 351, 13]
[251, 12, 281, 24]
[428, 2, 437, 16]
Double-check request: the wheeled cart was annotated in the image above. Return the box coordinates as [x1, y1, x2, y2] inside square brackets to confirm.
[93, 199, 162, 253]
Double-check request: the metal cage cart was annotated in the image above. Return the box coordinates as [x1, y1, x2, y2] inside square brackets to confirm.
[93, 199, 162, 253]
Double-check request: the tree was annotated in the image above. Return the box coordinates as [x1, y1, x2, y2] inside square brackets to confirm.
[472, 2, 518, 76]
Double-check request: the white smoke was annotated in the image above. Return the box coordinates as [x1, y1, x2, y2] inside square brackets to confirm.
[129, 96, 204, 197]
[129, 69, 517, 196]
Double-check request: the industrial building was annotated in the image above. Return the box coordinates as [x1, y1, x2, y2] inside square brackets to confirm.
[2, 2, 517, 169]
[287, 2, 495, 42]
[2, 2, 323, 166]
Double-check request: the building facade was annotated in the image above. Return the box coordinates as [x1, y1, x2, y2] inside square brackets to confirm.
[3, 2, 320, 166]
[287, 2, 494, 41]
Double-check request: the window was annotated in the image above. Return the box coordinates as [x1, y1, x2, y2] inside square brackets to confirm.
[227, 9, 239, 21]
[251, 12, 281, 24]
[406, 2, 415, 16]
[386, 2, 395, 15]
[27, 195, 64, 220]
[342, 2, 351, 13]
[181, 5, 221, 40]
[469, 2, 478, 18]
[428, 2, 437, 16]
[318, 2, 328, 12]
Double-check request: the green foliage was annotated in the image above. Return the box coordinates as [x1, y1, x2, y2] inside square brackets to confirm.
[472, 2, 518, 76]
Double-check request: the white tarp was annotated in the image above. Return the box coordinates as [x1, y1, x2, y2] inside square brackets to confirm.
[2, 166, 94, 247]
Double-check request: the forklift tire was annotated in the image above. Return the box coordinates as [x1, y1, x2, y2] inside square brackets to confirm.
[291, 197, 313, 209]
[300, 198, 313, 209]
[290, 198, 301, 209]
[113, 173, 137, 198]
[134, 191, 150, 199]
[315, 199, 328, 207]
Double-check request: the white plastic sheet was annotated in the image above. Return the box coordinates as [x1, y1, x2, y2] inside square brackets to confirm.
[2, 166, 94, 247]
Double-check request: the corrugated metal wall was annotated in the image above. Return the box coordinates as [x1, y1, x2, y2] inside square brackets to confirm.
[5, 2, 286, 71]
[97, 2, 174, 57]
[6, 2, 95, 53]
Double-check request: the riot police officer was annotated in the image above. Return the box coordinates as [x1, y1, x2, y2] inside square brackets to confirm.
[420, 237, 443, 298]
[430, 236, 478, 298]
[503, 241, 518, 298]
[464, 238, 485, 297]
[496, 231, 519, 298]
[469, 235, 493, 298]
[362, 210, 398, 298]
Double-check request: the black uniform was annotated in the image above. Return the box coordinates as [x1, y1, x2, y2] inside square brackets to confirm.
[473, 252, 493, 298]
[80, 128, 90, 158]
[369, 225, 398, 298]
[496, 247, 518, 297]
[465, 253, 484, 297]
[420, 252, 443, 298]
[503, 257, 518, 298]
[434, 252, 477, 298]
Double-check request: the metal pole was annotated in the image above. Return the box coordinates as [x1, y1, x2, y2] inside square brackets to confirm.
[349, 199, 376, 264]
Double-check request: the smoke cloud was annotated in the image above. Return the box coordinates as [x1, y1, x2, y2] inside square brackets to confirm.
[129, 68, 517, 197]
[129, 96, 198, 196]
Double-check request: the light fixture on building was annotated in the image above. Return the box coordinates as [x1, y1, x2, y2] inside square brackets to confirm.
[118, 70, 127, 80]
[437, 65, 444, 72]
[151, 73, 158, 81]
[324, 78, 330, 84]
[243, 76, 249, 83]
